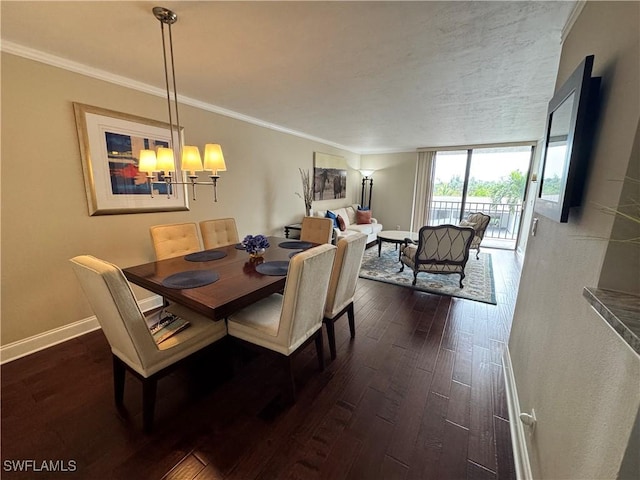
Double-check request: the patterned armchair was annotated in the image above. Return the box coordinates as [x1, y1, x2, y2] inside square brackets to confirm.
[399, 225, 475, 288]
[460, 212, 491, 259]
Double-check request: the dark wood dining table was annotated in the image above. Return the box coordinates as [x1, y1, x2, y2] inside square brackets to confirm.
[123, 236, 306, 321]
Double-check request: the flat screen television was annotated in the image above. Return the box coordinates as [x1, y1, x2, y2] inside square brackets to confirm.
[535, 55, 601, 223]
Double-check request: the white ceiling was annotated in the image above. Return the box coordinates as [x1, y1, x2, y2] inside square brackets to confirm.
[1, 1, 576, 154]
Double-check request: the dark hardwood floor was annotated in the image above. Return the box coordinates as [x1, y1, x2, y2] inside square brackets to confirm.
[1, 248, 521, 480]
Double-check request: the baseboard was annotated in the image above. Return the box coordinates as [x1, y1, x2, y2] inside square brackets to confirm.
[502, 345, 533, 480]
[0, 296, 163, 365]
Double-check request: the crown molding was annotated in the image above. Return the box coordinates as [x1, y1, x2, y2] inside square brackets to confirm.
[561, 1, 586, 44]
[1, 40, 360, 154]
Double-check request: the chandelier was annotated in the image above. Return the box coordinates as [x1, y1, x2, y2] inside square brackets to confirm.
[138, 6, 227, 202]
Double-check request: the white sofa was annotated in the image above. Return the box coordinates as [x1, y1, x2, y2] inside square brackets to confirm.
[314, 204, 383, 245]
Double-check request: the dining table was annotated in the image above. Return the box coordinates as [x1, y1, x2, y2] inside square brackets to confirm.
[123, 236, 313, 321]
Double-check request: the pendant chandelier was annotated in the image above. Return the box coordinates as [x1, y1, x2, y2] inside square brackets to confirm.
[138, 6, 227, 202]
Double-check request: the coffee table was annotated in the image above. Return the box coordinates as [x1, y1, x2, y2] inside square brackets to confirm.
[377, 230, 418, 258]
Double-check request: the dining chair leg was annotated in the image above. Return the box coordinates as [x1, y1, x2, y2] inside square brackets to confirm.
[314, 330, 325, 372]
[142, 377, 158, 433]
[113, 355, 125, 408]
[281, 355, 296, 403]
[325, 319, 337, 360]
[347, 302, 356, 339]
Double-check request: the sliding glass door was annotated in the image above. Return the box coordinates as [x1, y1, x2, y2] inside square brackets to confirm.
[429, 145, 533, 249]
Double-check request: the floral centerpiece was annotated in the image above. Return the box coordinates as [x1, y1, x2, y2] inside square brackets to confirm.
[242, 234, 270, 258]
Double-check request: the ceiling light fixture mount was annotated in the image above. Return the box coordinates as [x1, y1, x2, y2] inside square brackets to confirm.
[152, 6, 177, 25]
[138, 6, 227, 202]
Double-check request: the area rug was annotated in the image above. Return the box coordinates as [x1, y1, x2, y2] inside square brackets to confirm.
[359, 244, 497, 304]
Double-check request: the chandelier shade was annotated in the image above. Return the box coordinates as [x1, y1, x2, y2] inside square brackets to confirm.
[156, 147, 176, 172]
[181, 145, 203, 174]
[203, 144, 226, 174]
[138, 149, 157, 174]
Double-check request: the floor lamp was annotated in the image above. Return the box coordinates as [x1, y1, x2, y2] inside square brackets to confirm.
[360, 170, 374, 209]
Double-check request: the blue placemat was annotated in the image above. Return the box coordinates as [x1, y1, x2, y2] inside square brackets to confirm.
[278, 241, 313, 249]
[288, 250, 303, 258]
[184, 250, 227, 262]
[161, 270, 219, 289]
[234, 243, 245, 250]
[255, 261, 289, 276]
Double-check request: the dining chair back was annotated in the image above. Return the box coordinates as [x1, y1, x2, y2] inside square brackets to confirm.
[199, 218, 239, 249]
[323, 233, 367, 359]
[70, 255, 227, 431]
[149, 222, 202, 260]
[300, 216, 334, 244]
[227, 243, 337, 400]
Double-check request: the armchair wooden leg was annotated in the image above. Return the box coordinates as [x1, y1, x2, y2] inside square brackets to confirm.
[459, 273, 465, 289]
[113, 355, 126, 408]
[314, 330, 325, 372]
[476, 247, 480, 260]
[142, 377, 158, 433]
[412, 272, 418, 286]
[325, 319, 337, 360]
[347, 303, 356, 339]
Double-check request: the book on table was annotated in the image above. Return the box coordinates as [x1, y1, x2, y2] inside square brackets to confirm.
[147, 312, 190, 344]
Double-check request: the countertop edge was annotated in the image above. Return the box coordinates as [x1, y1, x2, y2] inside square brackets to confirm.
[583, 287, 640, 356]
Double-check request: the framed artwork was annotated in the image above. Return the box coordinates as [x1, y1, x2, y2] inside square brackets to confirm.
[313, 152, 347, 201]
[73, 102, 188, 215]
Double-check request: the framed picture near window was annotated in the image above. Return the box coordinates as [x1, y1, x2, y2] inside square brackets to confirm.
[73, 102, 188, 216]
[313, 152, 347, 201]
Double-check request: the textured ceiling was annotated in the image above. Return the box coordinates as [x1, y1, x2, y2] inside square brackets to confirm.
[1, 1, 576, 153]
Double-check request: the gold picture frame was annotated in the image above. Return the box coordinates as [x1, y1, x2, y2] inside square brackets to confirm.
[73, 102, 188, 216]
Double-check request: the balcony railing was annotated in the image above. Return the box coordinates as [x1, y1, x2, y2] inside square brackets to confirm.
[428, 200, 522, 241]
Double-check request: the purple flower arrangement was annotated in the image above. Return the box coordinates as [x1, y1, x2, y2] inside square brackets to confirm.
[242, 234, 270, 255]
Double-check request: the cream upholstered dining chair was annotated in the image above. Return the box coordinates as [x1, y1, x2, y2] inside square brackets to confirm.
[400, 225, 475, 289]
[227, 243, 336, 401]
[460, 212, 491, 259]
[300, 216, 334, 244]
[149, 222, 202, 260]
[199, 218, 239, 249]
[70, 255, 227, 432]
[323, 233, 367, 360]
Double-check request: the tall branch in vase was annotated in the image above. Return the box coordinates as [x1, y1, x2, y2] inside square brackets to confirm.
[295, 168, 314, 217]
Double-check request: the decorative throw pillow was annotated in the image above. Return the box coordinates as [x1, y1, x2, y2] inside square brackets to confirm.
[356, 209, 372, 224]
[325, 210, 339, 228]
[336, 215, 346, 231]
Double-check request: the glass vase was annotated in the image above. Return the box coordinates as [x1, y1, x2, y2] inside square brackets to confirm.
[249, 248, 266, 259]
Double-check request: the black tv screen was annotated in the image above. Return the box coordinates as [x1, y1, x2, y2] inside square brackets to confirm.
[535, 55, 600, 223]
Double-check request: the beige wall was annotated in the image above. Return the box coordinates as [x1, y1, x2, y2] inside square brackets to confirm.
[599, 121, 640, 294]
[360, 151, 416, 231]
[509, 2, 640, 479]
[0, 53, 360, 345]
